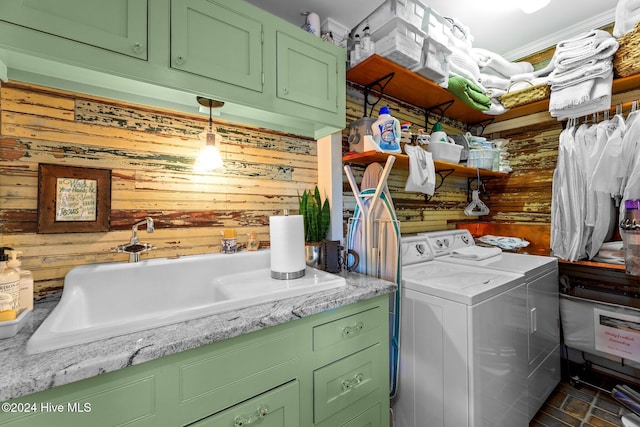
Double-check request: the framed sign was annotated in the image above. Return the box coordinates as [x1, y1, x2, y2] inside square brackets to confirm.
[37, 164, 111, 233]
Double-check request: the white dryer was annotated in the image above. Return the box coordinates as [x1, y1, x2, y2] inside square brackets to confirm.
[394, 235, 528, 427]
[420, 229, 561, 421]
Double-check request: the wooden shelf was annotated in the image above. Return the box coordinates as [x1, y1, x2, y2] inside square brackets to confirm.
[343, 150, 508, 178]
[346, 54, 640, 125]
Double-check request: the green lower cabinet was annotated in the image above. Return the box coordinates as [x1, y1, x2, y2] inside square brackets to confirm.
[189, 380, 299, 427]
[0, 362, 162, 426]
[342, 403, 384, 427]
[0, 296, 390, 427]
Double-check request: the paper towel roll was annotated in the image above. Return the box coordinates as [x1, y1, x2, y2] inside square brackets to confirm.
[270, 214, 306, 279]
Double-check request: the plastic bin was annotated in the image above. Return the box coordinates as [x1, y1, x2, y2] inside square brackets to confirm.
[467, 148, 495, 170]
[374, 23, 424, 68]
[413, 35, 451, 85]
[421, 6, 451, 47]
[353, 0, 429, 39]
[427, 142, 462, 163]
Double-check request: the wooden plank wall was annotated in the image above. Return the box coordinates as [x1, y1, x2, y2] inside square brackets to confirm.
[0, 81, 318, 298]
[343, 84, 473, 235]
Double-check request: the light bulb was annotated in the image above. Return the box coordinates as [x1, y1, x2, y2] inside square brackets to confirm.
[194, 132, 223, 172]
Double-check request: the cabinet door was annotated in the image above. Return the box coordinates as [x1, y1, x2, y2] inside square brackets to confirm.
[171, 0, 263, 92]
[0, 368, 158, 427]
[190, 380, 299, 427]
[276, 31, 339, 113]
[0, 0, 147, 59]
[528, 270, 560, 370]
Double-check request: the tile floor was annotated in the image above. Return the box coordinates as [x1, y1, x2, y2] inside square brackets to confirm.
[530, 380, 626, 427]
[528, 362, 640, 427]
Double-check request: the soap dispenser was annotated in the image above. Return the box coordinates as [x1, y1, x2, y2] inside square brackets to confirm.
[0, 247, 20, 313]
[7, 250, 33, 312]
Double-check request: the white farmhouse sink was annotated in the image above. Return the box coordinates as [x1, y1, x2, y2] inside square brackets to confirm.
[26, 250, 346, 354]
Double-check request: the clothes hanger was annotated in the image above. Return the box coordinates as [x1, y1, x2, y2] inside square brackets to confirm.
[464, 168, 490, 216]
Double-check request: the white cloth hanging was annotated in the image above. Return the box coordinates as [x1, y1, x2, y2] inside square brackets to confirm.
[586, 117, 621, 258]
[404, 145, 436, 196]
[551, 123, 587, 261]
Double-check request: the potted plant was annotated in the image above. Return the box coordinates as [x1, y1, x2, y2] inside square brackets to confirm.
[299, 186, 330, 267]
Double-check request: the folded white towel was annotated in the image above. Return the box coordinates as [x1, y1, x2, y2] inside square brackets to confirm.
[556, 29, 611, 52]
[449, 54, 483, 88]
[472, 47, 534, 78]
[451, 246, 502, 260]
[555, 37, 618, 70]
[404, 145, 436, 196]
[550, 72, 613, 119]
[549, 59, 612, 90]
[479, 73, 510, 90]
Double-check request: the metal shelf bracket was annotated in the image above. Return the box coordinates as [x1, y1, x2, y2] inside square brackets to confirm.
[363, 72, 395, 117]
[424, 168, 455, 202]
[425, 100, 454, 131]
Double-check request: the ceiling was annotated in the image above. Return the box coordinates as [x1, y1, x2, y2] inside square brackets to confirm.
[245, 0, 618, 60]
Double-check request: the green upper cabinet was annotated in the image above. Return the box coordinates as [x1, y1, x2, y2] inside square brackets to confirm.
[276, 31, 338, 113]
[170, 0, 263, 92]
[0, 0, 148, 59]
[0, 0, 346, 138]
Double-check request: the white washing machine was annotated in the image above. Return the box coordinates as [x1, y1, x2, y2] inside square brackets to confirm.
[420, 229, 561, 421]
[394, 235, 528, 427]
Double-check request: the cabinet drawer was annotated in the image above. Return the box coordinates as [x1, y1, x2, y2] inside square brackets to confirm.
[175, 331, 298, 423]
[313, 344, 382, 424]
[313, 306, 385, 355]
[341, 403, 383, 427]
[190, 380, 299, 427]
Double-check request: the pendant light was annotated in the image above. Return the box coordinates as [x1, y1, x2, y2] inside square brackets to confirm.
[194, 96, 224, 172]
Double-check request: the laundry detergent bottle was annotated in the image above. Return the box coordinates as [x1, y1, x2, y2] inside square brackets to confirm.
[371, 106, 401, 153]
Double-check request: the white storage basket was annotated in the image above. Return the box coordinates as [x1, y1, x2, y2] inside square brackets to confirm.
[354, 0, 429, 38]
[413, 35, 451, 85]
[375, 23, 424, 68]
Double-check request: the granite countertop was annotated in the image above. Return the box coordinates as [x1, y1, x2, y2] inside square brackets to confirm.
[0, 272, 396, 402]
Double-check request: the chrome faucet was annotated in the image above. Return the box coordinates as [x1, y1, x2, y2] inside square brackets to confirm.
[111, 217, 156, 262]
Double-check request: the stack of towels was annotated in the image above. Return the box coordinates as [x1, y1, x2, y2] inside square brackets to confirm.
[472, 47, 539, 115]
[613, 0, 640, 37]
[442, 17, 544, 115]
[548, 30, 619, 120]
[445, 18, 492, 112]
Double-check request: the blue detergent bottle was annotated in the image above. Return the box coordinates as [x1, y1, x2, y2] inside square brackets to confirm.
[371, 106, 401, 153]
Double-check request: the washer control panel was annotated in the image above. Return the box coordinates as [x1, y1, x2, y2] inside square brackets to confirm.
[418, 230, 475, 257]
[401, 236, 434, 266]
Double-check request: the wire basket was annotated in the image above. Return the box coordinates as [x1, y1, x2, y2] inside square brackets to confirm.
[498, 81, 550, 109]
[614, 21, 640, 78]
